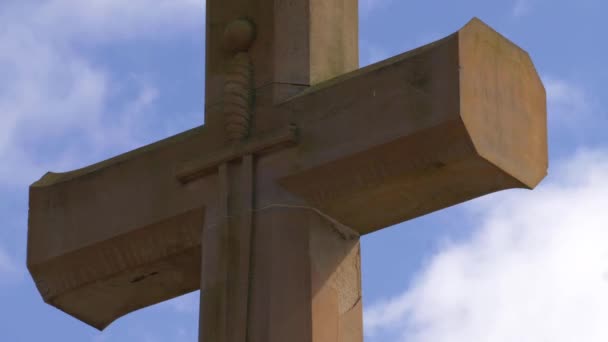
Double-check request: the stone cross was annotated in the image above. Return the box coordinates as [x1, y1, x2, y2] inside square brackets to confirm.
[27, 1, 547, 341]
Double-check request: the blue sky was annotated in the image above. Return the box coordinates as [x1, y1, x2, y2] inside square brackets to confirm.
[1, 0, 608, 341]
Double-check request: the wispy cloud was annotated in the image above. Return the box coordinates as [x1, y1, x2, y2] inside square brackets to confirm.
[360, 0, 393, 16]
[165, 291, 200, 314]
[513, 0, 533, 17]
[2, 0, 204, 42]
[544, 76, 592, 120]
[0, 245, 20, 282]
[0, 0, 204, 186]
[541, 76, 604, 145]
[360, 40, 391, 67]
[364, 149, 608, 341]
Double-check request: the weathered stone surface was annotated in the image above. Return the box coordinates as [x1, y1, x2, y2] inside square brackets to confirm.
[27, 11, 546, 341]
[279, 18, 547, 233]
[204, 0, 358, 129]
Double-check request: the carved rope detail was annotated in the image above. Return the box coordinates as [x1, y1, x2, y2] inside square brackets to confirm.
[223, 19, 256, 143]
[224, 53, 253, 142]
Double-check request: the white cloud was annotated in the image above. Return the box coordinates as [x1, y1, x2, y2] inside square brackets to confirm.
[364, 149, 608, 342]
[0, 0, 204, 186]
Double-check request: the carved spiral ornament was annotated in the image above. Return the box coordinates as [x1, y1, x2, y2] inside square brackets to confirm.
[223, 19, 256, 143]
[224, 53, 253, 142]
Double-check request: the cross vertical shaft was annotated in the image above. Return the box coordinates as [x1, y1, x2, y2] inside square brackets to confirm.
[199, 1, 361, 341]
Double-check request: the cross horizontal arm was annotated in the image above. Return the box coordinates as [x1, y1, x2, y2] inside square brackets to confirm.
[278, 18, 546, 233]
[27, 125, 221, 329]
[26, 18, 546, 330]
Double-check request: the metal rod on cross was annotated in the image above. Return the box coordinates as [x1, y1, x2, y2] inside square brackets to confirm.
[27, 0, 547, 341]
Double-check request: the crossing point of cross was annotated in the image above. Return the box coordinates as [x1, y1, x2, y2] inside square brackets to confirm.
[27, 1, 547, 341]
